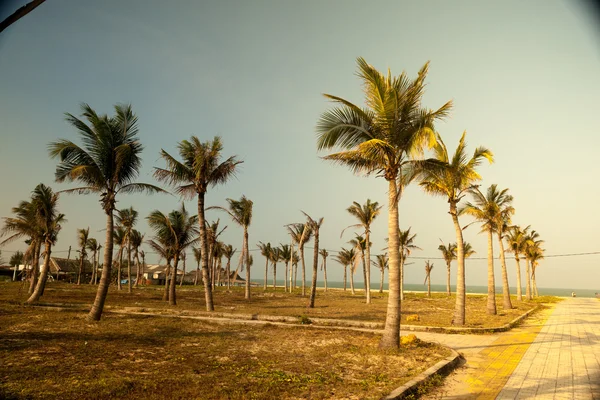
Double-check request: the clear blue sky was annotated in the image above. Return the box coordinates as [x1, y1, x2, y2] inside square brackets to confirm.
[1, 0, 599, 290]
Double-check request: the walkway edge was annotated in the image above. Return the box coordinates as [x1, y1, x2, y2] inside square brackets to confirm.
[383, 348, 463, 399]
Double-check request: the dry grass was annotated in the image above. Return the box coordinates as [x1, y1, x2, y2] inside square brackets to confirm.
[0, 282, 555, 328]
[0, 302, 450, 400]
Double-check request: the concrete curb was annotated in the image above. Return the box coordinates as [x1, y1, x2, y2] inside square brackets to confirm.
[383, 349, 463, 399]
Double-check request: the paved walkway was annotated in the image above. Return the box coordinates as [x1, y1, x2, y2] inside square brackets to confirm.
[497, 298, 600, 399]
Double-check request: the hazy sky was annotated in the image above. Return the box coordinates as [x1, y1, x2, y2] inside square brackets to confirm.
[1, 0, 599, 290]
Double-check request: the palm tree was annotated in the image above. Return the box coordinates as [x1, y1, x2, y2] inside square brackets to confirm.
[419, 132, 493, 326]
[205, 220, 226, 289]
[49, 103, 163, 321]
[463, 242, 476, 259]
[116, 207, 138, 293]
[1, 198, 41, 293]
[375, 253, 389, 293]
[317, 58, 452, 348]
[424, 260, 434, 297]
[86, 238, 101, 285]
[334, 248, 356, 291]
[524, 230, 543, 299]
[291, 250, 300, 290]
[154, 136, 241, 310]
[286, 223, 312, 296]
[147, 235, 174, 301]
[398, 228, 421, 301]
[496, 210, 515, 309]
[10, 251, 24, 282]
[270, 247, 281, 289]
[208, 196, 253, 299]
[26, 184, 66, 303]
[462, 185, 513, 313]
[279, 244, 291, 292]
[129, 230, 143, 287]
[438, 242, 457, 296]
[222, 245, 235, 289]
[527, 242, 544, 298]
[76, 228, 90, 285]
[348, 234, 369, 297]
[303, 212, 324, 308]
[319, 249, 329, 292]
[342, 200, 382, 304]
[258, 241, 273, 291]
[113, 226, 126, 291]
[192, 248, 202, 286]
[139, 250, 146, 285]
[147, 204, 198, 305]
[505, 225, 530, 301]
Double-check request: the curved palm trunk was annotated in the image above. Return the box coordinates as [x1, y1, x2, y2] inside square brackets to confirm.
[28, 243, 40, 295]
[198, 192, 214, 311]
[87, 211, 114, 321]
[323, 257, 328, 292]
[263, 256, 268, 290]
[525, 258, 532, 300]
[379, 268, 384, 293]
[451, 202, 466, 326]
[26, 240, 52, 303]
[497, 235, 512, 309]
[244, 226, 251, 300]
[365, 232, 371, 304]
[309, 228, 319, 308]
[380, 179, 401, 349]
[514, 256, 523, 301]
[169, 253, 179, 306]
[486, 228, 497, 315]
[127, 242, 132, 293]
[343, 265, 347, 290]
[272, 262, 277, 289]
[163, 261, 171, 301]
[89, 250, 96, 284]
[300, 246, 307, 296]
[446, 261, 451, 296]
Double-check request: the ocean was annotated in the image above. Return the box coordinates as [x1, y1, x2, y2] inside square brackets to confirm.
[266, 280, 600, 298]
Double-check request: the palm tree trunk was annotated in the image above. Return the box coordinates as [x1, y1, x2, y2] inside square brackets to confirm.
[216, 257, 222, 287]
[163, 262, 171, 301]
[446, 262, 451, 296]
[300, 246, 306, 296]
[497, 235, 512, 309]
[89, 250, 96, 284]
[284, 261, 288, 292]
[28, 243, 40, 295]
[198, 192, 214, 311]
[263, 257, 268, 290]
[180, 255, 186, 287]
[350, 264, 355, 295]
[379, 268, 384, 293]
[226, 259, 231, 290]
[427, 275, 431, 297]
[380, 178, 401, 349]
[244, 226, 251, 300]
[365, 232, 371, 304]
[525, 258, 532, 300]
[451, 202, 466, 326]
[127, 241, 132, 293]
[194, 261, 200, 286]
[87, 210, 114, 321]
[486, 228, 497, 315]
[273, 262, 277, 289]
[169, 254, 178, 306]
[400, 256, 405, 301]
[514, 256, 523, 301]
[77, 250, 84, 285]
[532, 265, 538, 297]
[26, 240, 52, 304]
[134, 249, 140, 288]
[343, 265, 347, 290]
[294, 262, 298, 290]
[117, 247, 123, 291]
[309, 228, 319, 308]
[323, 256, 328, 293]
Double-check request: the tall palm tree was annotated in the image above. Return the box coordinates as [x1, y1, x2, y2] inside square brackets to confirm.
[258, 241, 272, 291]
[208, 196, 253, 299]
[291, 250, 300, 290]
[462, 185, 513, 313]
[319, 249, 329, 292]
[147, 204, 198, 306]
[279, 244, 291, 292]
[113, 226, 126, 291]
[116, 207, 138, 293]
[527, 242, 544, 298]
[270, 246, 281, 289]
[419, 132, 493, 326]
[398, 228, 421, 301]
[348, 234, 369, 296]
[179, 251, 187, 287]
[139, 250, 145, 285]
[317, 58, 452, 348]
[49, 103, 163, 321]
[222, 245, 235, 289]
[147, 235, 174, 301]
[463, 242, 476, 259]
[76, 228, 90, 285]
[129, 230, 143, 287]
[334, 248, 356, 291]
[375, 253, 389, 293]
[86, 238, 101, 285]
[496, 209, 515, 309]
[10, 251, 24, 282]
[524, 230, 543, 300]
[192, 248, 202, 286]
[1, 198, 41, 293]
[154, 136, 241, 310]
[303, 212, 324, 308]
[505, 225, 530, 301]
[438, 241, 457, 296]
[287, 223, 312, 296]
[424, 260, 434, 298]
[342, 200, 382, 304]
[26, 184, 66, 303]
[205, 220, 226, 289]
